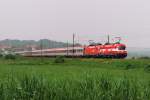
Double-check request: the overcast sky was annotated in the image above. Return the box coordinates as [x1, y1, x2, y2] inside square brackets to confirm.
[0, 0, 150, 48]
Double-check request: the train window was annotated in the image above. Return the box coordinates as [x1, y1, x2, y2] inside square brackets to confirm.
[89, 43, 97, 46]
[118, 46, 126, 50]
[69, 50, 76, 53]
[77, 49, 83, 52]
[105, 43, 111, 45]
[97, 43, 102, 45]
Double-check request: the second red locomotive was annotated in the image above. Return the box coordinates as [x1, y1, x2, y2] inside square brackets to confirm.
[84, 42, 127, 58]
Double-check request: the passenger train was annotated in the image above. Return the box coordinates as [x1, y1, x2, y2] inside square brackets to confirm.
[16, 42, 127, 58]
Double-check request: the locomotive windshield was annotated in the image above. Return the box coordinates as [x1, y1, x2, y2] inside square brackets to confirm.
[118, 46, 126, 50]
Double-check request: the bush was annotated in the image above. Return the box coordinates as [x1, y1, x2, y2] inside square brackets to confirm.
[144, 64, 150, 72]
[124, 63, 137, 70]
[138, 56, 150, 59]
[4, 54, 16, 60]
[125, 64, 132, 70]
[54, 56, 65, 63]
[0, 54, 3, 58]
[131, 57, 136, 59]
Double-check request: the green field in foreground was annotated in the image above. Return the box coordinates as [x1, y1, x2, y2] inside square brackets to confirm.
[0, 57, 149, 100]
[0, 57, 150, 81]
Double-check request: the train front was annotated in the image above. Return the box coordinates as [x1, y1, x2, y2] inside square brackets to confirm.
[114, 43, 127, 58]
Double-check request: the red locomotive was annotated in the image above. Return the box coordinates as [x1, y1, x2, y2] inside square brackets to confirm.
[84, 42, 127, 58]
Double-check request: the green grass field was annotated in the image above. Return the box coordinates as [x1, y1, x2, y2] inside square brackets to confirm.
[0, 57, 150, 100]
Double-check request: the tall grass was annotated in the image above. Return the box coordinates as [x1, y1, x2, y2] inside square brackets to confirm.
[0, 74, 149, 100]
